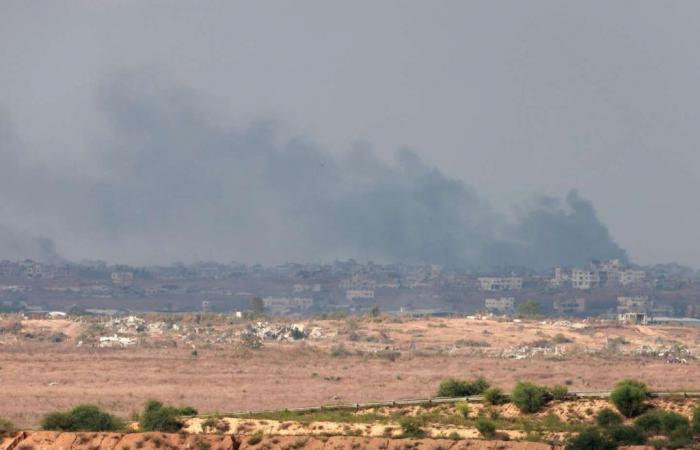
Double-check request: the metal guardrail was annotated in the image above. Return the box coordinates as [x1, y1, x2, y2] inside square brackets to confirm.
[190, 390, 700, 419]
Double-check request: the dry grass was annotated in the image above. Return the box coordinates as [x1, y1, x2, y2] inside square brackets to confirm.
[2, 316, 700, 427]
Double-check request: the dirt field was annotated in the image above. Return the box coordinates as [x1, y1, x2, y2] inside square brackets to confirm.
[1, 315, 700, 427]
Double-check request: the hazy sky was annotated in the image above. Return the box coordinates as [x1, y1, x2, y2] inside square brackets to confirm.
[1, 1, 699, 267]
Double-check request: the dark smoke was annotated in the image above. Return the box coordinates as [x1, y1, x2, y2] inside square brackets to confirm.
[0, 76, 627, 268]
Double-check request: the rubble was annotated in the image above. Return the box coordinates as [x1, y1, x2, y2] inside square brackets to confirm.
[98, 334, 136, 348]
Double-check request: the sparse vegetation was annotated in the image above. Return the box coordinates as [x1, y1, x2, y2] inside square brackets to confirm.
[329, 344, 351, 357]
[475, 417, 496, 438]
[550, 384, 568, 400]
[41, 404, 124, 431]
[455, 401, 470, 419]
[0, 417, 15, 435]
[398, 416, 425, 438]
[247, 431, 264, 445]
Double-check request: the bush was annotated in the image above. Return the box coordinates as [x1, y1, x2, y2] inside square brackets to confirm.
[610, 379, 648, 418]
[691, 405, 700, 435]
[667, 427, 693, 449]
[595, 408, 623, 428]
[139, 400, 195, 432]
[0, 418, 15, 435]
[179, 406, 198, 416]
[436, 377, 489, 397]
[511, 382, 549, 413]
[455, 401, 470, 419]
[398, 416, 425, 438]
[607, 425, 646, 446]
[247, 431, 263, 445]
[483, 387, 508, 405]
[475, 417, 496, 439]
[566, 427, 615, 450]
[550, 385, 568, 400]
[41, 405, 123, 431]
[635, 410, 689, 436]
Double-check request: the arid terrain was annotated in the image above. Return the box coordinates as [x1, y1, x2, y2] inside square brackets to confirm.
[1, 314, 699, 427]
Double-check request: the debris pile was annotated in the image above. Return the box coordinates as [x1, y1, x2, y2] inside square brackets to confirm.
[500, 344, 566, 359]
[246, 321, 311, 341]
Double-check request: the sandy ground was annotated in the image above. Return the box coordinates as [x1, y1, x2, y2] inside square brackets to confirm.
[2, 315, 700, 427]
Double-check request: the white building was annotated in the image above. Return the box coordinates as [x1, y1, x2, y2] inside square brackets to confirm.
[478, 277, 522, 291]
[111, 271, 134, 287]
[484, 297, 515, 314]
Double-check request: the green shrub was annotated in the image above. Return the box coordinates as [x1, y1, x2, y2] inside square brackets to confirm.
[139, 400, 194, 432]
[691, 405, 700, 435]
[179, 406, 198, 416]
[607, 425, 646, 446]
[565, 427, 615, 450]
[595, 408, 623, 428]
[667, 427, 693, 449]
[635, 410, 689, 436]
[455, 401, 470, 419]
[511, 382, 549, 413]
[247, 431, 263, 445]
[550, 385, 568, 400]
[41, 405, 123, 431]
[475, 417, 496, 439]
[483, 387, 508, 405]
[610, 379, 648, 418]
[398, 416, 425, 438]
[0, 418, 15, 435]
[436, 377, 489, 397]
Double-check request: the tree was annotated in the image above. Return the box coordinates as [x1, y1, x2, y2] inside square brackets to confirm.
[610, 380, 649, 418]
[517, 300, 541, 317]
[511, 382, 548, 413]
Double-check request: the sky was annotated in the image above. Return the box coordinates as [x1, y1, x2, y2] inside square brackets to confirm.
[1, 1, 699, 267]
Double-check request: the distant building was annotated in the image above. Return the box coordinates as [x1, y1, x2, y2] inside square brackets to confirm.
[484, 297, 515, 314]
[619, 270, 645, 286]
[571, 269, 599, 290]
[478, 277, 522, 291]
[111, 271, 134, 287]
[550, 267, 570, 287]
[617, 296, 651, 313]
[553, 298, 586, 315]
[619, 312, 648, 325]
[262, 296, 314, 314]
[293, 283, 321, 293]
[346, 289, 375, 301]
